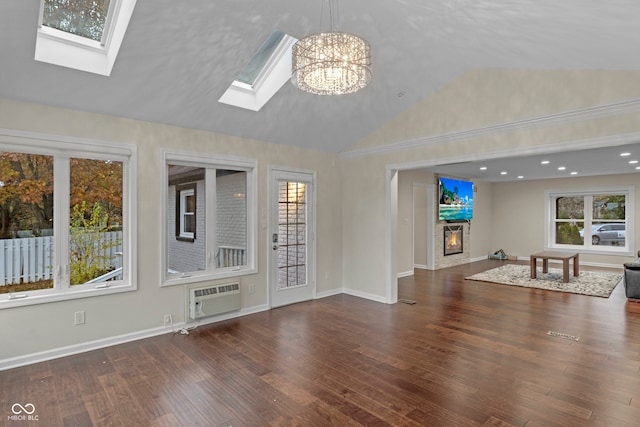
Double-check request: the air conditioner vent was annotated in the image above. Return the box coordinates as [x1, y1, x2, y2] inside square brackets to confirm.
[187, 281, 241, 320]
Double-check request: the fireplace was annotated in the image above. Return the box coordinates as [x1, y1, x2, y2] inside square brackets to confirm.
[444, 225, 463, 256]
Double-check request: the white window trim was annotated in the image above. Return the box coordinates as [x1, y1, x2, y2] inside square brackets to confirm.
[161, 149, 258, 287]
[544, 186, 634, 256]
[35, 0, 138, 76]
[179, 188, 195, 239]
[0, 128, 138, 309]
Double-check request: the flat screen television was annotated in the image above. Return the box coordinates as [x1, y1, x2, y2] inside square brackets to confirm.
[438, 176, 474, 221]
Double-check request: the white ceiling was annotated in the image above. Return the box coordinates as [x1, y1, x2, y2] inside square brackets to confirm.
[426, 143, 640, 182]
[1, 1, 640, 181]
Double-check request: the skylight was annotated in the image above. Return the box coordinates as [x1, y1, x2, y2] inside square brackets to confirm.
[236, 31, 287, 86]
[35, 0, 137, 76]
[218, 30, 297, 112]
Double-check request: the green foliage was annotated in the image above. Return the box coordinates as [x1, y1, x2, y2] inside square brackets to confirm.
[69, 201, 119, 285]
[593, 195, 625, 220]
[556, 223, 583, 245]
[43, 0, 110, 42]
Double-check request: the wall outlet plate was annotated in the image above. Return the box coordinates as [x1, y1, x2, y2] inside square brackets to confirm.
[163, 314, 172, 327]
[74, 311, 85, 325]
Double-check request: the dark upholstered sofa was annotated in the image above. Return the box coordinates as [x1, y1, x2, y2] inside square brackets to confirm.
[623, 251, 640, 300]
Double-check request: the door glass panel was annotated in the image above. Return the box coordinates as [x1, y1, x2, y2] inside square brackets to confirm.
[277, 181, 307, 289]
[0, 153, 54, 293]
[69, 157, 123, 285]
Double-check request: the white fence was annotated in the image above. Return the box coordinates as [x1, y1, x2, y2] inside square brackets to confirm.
[0, 231, 122, 286]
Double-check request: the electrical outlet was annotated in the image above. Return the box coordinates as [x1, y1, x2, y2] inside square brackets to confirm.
[74, 311, 85, 325]
[247, 283, 255, 294]
[163, 314, 172, 327]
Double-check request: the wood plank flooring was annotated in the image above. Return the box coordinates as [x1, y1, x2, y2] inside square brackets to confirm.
[2, 260, 640, 426]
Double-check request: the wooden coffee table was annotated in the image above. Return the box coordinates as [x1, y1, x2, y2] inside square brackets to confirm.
[530, 251, 579, 283]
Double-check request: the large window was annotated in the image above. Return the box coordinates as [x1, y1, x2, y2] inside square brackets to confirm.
[0, 131, 136, 307]
[546, 187, 634, 255]
[162, 150, 257, 286]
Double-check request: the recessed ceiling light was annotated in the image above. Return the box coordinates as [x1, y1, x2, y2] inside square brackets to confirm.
[479, 166, 487, 171]
[500, 171, 507, 175]
[517, 176, 524, 179]
[557, 166, 566, 171]
[629, 160, 639, 164]
[570, 171, 578, 175]
[541, 160, 550, 165]
[621, 152, 632, 157]
[636, 166, 640, 170]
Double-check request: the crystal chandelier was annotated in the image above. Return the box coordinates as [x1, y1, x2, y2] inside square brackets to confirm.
[291, 2, 371, 95]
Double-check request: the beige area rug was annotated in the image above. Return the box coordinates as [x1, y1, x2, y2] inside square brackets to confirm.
[465, 264, 622, 298]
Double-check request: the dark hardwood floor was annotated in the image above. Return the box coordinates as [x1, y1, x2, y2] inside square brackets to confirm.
[2, 260, 640, 426]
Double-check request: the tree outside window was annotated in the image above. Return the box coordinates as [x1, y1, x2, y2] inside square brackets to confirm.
[0, 152, 124, 293]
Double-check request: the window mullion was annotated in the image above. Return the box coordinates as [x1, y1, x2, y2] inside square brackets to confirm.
[53, 156, 70, 289]
[206, 168, 217, 271]
[584, 195, 593, 248]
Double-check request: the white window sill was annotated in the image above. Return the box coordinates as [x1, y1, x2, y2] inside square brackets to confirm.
[0, 283, 136, 309]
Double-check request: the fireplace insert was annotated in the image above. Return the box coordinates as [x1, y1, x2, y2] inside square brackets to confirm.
[444, 225, 463, 256]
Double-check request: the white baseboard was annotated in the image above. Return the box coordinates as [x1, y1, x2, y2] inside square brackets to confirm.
[397, 270, 414, 278]
[0, 326, 170, 372]
[0, 304, 270, 372]
[315, 288, 344, 299]
[343, 287, 390, 304]
[413, 264, 428, 270]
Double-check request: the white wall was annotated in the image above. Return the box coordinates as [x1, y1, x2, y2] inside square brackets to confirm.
[413, 184, 429, 268]
[0, 98, 343, 363]
[397, 169, 433, 275]
[470, 180, 494, 260]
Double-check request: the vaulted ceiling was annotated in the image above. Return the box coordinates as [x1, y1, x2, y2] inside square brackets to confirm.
[1, 1, 640, 178]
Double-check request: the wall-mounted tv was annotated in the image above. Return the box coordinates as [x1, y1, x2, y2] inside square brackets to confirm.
[438, 176, 474, 221]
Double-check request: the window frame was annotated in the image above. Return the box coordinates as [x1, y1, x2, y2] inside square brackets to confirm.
[176, 184, 196, 241]
[0, 128, 137, 309]
[161, 149, 257, 287]
[545, 186, 634, 256]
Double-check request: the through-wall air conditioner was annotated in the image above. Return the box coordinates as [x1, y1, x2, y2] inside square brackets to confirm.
[187, 282, 241, 320]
